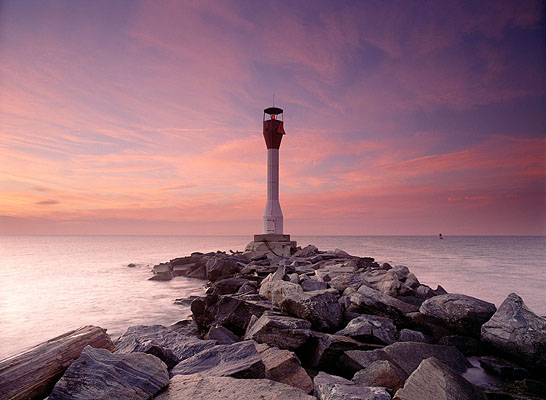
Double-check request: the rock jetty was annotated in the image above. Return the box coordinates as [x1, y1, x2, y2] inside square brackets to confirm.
[1, 244, 545, 400]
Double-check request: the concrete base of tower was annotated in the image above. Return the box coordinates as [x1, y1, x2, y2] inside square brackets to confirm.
[244, 234, 297, 259]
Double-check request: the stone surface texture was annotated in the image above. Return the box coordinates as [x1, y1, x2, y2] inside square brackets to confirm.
[48, 346, 169, 400]
[313, 371, 392, 400]
[393, 357, 485, 400]
[244, 312, 311, 351]
[156, 374, 315, 400]
[481, 293, 546, 369]
[420, 293, 496, 337]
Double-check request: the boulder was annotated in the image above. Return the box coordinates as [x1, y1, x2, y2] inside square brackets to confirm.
[204, 325, 239, 345]
[193, 294, 273, 336]
[382, 342, 472, 376]
[294, 244, 319, 258]
[210, 278, 254, 295]
[353, 360, 408, 392]
[156, 374, 315, 400]
[170, 341, 265, 379]
[48, 346, 169, 400]
[301, 279, 329, 291]
[305, 332, 380, 370]
[0, 325, 114, 400]
[313, 372, 391, 400]
[398, 328, 427, 343]
[244, 311, 311, 351]
[256, 345, 313, 393]
[346, 289, 413, 327]
[420, 293, 496, 337]
[438, 335, 482, 356]
[186, 264, 206, 279]
[206, 256, 239, 282]
[393, 357, 485, 400]
[478, 356, 528, 380]
[153, 263, 171, 274]
[481, 293, 546, 369]
[169, 319, 200, 337]
[280, 289, 343, 332]
[356, 285, 419, 314]
[336, 315, 397, 345]
[259, 280, 303, 306]
[339, 349, 393, 374]
[148, 270, 173, 281]
[114, 325, 217, 364]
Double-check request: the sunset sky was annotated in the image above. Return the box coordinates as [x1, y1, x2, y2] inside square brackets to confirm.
[0, 0, 545, 235]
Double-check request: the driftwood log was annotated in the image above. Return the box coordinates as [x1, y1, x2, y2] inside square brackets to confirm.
[0, 325, 114, 400]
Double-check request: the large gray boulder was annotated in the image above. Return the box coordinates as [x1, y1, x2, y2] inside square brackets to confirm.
[336, 315, 397, 345]
[393, 357, 485, 400]
[156, 374, 315, 399]
[307, 332, 379, 369]
[49, 346, 169, 400]
[313, 372, 391, 400]
[206, 256, 240, 282]
[353, 360, 408, 392]
[280, 289, 343, 332]
[256, 344, 313, 393]
[340, 349, 393, 374]
[114, 325, 217, 364]
[170, 341, 265, 379]
[244, 311, 311, 351]
[259, 280, 304, 306]
[420, 293, 496, 337]
[192, 294, 273, 336]
[481, 293, 546, 369]
[382, 342, 472, 376]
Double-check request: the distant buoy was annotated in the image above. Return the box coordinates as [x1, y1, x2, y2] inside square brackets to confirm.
[439, 233, 444, 240]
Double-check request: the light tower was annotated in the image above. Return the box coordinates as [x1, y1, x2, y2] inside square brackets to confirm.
[245, 105, 297, 258]
[262, 106, 285, 234]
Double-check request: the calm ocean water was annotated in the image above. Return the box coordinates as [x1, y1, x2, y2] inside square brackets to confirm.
[0, 235, 544, 360]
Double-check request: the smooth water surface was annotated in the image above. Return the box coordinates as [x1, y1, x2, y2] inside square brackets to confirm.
[0, 235, 544, 359]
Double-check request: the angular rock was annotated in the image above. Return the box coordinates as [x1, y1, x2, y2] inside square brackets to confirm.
[398, 328, 427, 343]
[481, 293, 546, 369]
[153, 263, 171, 274]
[301, 279, 329, 291]
[205, 325, 239, 345]
[210, 278, 254, 295]
[206, 256, 239, 282]
[280, 289, 343, 332]
[438, 335, 482, 356]
[393, 357, 485, 400]
[156, 374, 315, 400]
[148, 270, 173, 281]
[420, 293, 496, 337]
[172, 263, 194, 276]
[313, 372, 391, 400]
[244, 311, 311, 351]
[257, 345, 313, 393]
[382, 341, 472, 375]
[478, 356, 528, 380]
[294, 244, 319, 258]
[49, 346, 169, 400]
[353, 360, 408, 392]
[336, 315, 397, 345]
[186, 264, 206, 279]
[114, 325, 217, 363]
[259, 280, 303, 306]
[340, 349, 392, 373]
[346, 288, 414, 327]
[193, 294, 273, 336]
[306, 332, 380, 369]
[169, 319, 200, 337]
[0, 325, 114, 400]
[171, 341, 265, 379]
[357, 285, 419, 313]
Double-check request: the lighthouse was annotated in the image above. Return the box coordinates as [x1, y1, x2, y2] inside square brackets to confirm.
[245, 105, 297, 258]
[262, 106, 285, 234]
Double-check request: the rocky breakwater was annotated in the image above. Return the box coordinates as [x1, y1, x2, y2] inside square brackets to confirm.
[3, 244, 545, 400]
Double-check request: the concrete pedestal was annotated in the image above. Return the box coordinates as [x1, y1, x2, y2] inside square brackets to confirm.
[245, 234, 297, 259]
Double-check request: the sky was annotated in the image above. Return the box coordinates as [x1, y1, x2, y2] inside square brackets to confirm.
[0, 0, 545, 235]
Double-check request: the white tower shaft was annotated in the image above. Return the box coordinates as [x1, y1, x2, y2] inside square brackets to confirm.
[263, 148, 283, 233]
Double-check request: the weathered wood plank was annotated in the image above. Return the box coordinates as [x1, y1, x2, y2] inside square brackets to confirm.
[0, 325, 114, 400]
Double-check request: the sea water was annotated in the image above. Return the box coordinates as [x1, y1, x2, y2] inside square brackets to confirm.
[0, 235, 544, 360]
